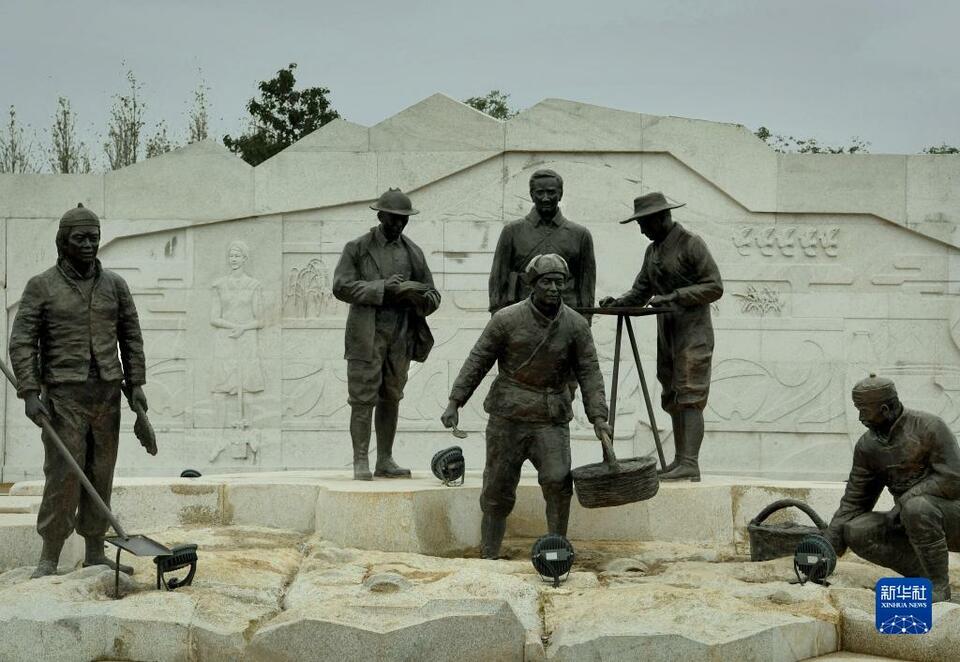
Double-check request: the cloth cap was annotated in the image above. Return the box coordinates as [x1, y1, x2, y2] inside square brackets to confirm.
[59, 203, 100, 228]
[370, 188, 419, 216]
[525, 253, 570, 283]
[851, 373, 898, 406]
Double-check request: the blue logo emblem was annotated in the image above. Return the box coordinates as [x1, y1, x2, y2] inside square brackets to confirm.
[876, 578, 932, 634]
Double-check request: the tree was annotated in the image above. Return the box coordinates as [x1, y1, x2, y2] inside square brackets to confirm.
[464, 90, 518, 120]
[187, 75, 210, 143]
[754, 126, 870, 154]
[224, 63, 339, 166]
[145, 120, 174, 158]
[0, 105, 37, 173]
[48, 96, 91, 173]
[923, 144, 959, 154]
[104, 69, 145, 170]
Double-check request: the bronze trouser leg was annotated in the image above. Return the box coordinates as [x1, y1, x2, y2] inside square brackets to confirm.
[36, 379, 121, 544]
[479, 416, 526, 559]
[844, 512, 926, 577]
[901, 495, 959, 599]
[527, 423, 573, 537]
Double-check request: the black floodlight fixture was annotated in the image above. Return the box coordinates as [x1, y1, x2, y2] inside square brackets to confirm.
[154, 544, 199, 590]
[531, 534, 575, 587]
[793, 535, 837, 586]
[431, 446, 465, 486]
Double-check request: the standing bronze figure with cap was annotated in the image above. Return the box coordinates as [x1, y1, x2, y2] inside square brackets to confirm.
[600, 192, 723, 482]
[442, 254, 611, 559]
[824, 374, 960, 602]
[8, 204, 150, 578]
[488, 169, 596, 315]
[333, 188, 441, 480]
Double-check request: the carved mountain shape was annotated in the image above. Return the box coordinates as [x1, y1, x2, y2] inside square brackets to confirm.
[286, 118, 370, 152]
[370, 93, 505, 152]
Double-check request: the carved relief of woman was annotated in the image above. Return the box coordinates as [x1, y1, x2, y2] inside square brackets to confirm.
[210, 240, 266, 395]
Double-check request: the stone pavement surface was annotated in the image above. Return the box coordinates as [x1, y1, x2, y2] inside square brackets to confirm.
[0, 525, 957, 662]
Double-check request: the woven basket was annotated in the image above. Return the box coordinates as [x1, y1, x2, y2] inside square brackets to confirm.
[747, 498, 828, 561]
[572, 455, 659, 509]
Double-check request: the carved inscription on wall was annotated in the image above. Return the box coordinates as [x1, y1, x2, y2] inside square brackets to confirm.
[733, 227, 839, 258]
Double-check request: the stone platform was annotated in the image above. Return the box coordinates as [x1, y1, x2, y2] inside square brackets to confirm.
[2, 471, 895, 566]
[3, 473, 957, 661]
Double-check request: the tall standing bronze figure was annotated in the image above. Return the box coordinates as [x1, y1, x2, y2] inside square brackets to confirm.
[442, 254, 611, 559]
[333, 189, 441, 480]
[9, 204, 149, 578]
[488, 169, 596, 315]
[825, 374, 960, 603]
[600, 192, 723, 481]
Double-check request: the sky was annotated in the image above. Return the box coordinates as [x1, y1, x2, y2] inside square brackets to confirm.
[1, 0, 958, 169]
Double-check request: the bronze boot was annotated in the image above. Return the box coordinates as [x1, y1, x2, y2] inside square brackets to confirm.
[83, 536, 134, 575]
[373, 400, 411, 478]
[658, 411, 685, 475]
[913, 538, 952, 603]
[350, 406, 374, 480]
[545, 493, 572, 537]
[30, 538, 63, 579]
[480, 514, 507, 559]
[660, 409, 703, 482]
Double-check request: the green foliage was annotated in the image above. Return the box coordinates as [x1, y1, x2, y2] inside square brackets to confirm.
[104, 69, 145, 170]
[187, 72, 210, 143]
[223, 63, 340, 166]
[923, 144, 959, 154]
[0, 105, 37, 173]
[145, 120, 175, 158]
[464, 90, 519, 120]
[754, 126, 870, 154]
[48, 96, 91, 173]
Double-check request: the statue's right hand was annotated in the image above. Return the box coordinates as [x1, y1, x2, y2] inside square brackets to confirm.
[598, 296, 618, 308]
[384, 274, 406, 295]
[440, 401, 459, 429]
[24, 394, 50, 428]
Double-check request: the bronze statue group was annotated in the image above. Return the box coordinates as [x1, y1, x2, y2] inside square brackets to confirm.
[10, 170, 960, 603]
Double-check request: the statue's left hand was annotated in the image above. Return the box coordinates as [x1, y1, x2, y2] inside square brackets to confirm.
[128, 385, 149, 413]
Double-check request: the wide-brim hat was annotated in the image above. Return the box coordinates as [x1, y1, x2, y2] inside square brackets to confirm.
[619, 192, 685, 224]
[370, 188, 420, 216]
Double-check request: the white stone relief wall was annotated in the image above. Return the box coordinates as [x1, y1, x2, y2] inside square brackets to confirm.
[2, 95, 960, 482]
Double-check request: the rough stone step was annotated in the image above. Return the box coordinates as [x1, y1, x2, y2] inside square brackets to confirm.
[0, 514, 82, 572]
[0, 496, 41, 514]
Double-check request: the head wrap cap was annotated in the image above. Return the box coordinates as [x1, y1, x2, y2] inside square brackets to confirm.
[59, 203, 100, 229]
[851, 373, 898, 406]
[525, 253, 571, 283]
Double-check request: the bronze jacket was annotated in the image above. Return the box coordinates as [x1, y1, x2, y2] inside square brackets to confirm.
[9, 260, 146, 396]
[333, 228, 441, 362]
[615, 222, 723, 408]
[449, 299, 608, 424]
[827, 408, 960, 545]
[488, 209, 596, 314]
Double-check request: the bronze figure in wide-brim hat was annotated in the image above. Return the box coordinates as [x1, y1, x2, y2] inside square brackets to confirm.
[619, 192, 685, 224]
[370, 188, 420, 216]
